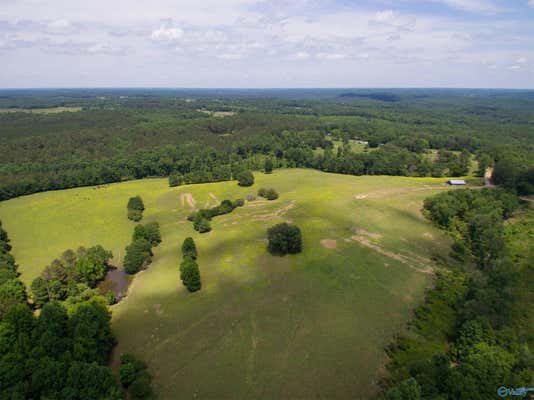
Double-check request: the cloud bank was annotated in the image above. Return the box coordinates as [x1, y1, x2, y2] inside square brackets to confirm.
[0, 0, 533, 88]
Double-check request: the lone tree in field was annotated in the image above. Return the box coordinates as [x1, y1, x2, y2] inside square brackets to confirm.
[179, 257, 201, 292]
[127, 196, 145, 221]
[267, 223, 302, 255]
[264, 158, 273, 174]
[181, 237, 197, 259]
[237, 170, 254, 187]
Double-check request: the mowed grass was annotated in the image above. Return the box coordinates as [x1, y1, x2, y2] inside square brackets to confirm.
[0, 169, 455, 399]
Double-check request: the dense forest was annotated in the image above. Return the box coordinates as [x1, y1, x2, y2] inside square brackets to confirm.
[381, 189, 534, 400]
[1, 89, 533, 200]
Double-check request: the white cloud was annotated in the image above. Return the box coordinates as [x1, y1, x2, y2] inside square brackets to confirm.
[528, 0, 534, 7]
[150, 26, 184, 41]
[433, 0, 502, 13]
[373, 10, 395, 23]
[317, 52, 348, 60]
[294, 51, 309, 59]
[218, 53, 242, 60]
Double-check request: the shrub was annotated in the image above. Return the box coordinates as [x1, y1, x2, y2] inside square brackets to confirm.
[237, 170, 254, 187]
[265, 188, 279, 200]
[127, 209, 142, 222]
[180, 257, 201, 292]
[258, 188, 279, 200]
[120, 353, 153, 399]
[264, 158, 274, 174]
[181, 237, 197, 259]
[193, 215, 211, 233]
[233, 198, 245, 207]
[267, 223, 302, 255]
[127, 196, 145, 221]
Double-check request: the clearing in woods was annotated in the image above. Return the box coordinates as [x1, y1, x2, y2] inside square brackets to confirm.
[0, 169, 456, 399]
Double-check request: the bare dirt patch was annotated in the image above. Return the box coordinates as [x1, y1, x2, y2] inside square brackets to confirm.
[252, 201, 296, 221]
[355, 228, 382, 240]
[320, 239, 338, 249]
[423, 232, 433, 239]
[354, 194, 368, 200]
[180, 193, 197, 209]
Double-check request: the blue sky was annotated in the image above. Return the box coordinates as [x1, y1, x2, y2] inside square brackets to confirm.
[1, 0, 533, 88]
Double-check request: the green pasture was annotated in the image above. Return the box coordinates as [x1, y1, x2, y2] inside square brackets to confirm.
[0, 169, 455, 399]
[0, 106, 82, 114]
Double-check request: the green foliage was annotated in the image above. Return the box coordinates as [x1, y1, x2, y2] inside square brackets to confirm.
[124, 239, 153, 274]
[237, 170, 254, 186]
[169, 173, 184, 187]
[179, 257, 202, 292]
[188, 198, 243, 233]
[267, 223, 302, 255]
[29, 245, 112, 308]
[0, 279, 27, 319]
[119, 353, 151, 395]
[383, 190, 533, 400]
[181, 237, 197, 259]
[264, 158, 274, 174]
[0, 300, 122, 399]
[193, 215, 211, 233]
[385, 378, 421, 400]
[127, 196, 145, 221]
[258, 187, 278, 200]
[0, 90, 533, 201]
[133, 222, 162, 247]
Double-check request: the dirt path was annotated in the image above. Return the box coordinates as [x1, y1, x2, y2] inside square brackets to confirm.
[252, 201, 296, 221]
[350, 230, 433, 274]
[180, 193, 197, 209]
[485, 167, 495, 187]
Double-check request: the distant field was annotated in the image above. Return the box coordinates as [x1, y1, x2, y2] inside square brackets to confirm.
[315, 139, 369, 156]
[0, 169, 455, 399]
[0, 106, 82, 114]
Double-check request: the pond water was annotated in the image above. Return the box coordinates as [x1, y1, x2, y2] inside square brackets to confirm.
[98, 268, 130, 301]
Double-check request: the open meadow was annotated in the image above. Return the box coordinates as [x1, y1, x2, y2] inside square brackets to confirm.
[0, 169, 456, 399]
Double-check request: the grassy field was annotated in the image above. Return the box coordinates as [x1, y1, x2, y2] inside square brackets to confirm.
[0, 169, 456, 399]
[0, 106, 82, 114]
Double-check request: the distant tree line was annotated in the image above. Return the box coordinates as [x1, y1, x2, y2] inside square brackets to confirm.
[2, 92, 533, 201]
[380, 189, 532, 400]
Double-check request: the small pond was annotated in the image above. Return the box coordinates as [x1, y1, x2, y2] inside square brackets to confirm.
[98, 268, 131, 302]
